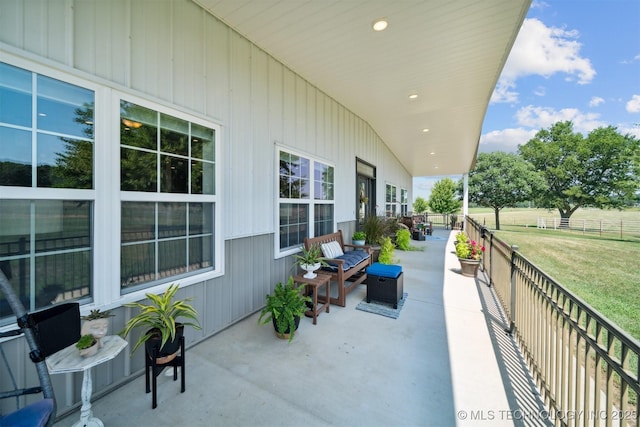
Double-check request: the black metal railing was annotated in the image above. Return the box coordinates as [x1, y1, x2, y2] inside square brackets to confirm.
[466, 216, 639, 427]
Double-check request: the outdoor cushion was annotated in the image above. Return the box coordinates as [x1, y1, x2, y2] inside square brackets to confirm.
[323, 251, 370, 271]
[366, 263, 402, 279]
[320, 241, 344, 258]
[0, 398, 54, 427]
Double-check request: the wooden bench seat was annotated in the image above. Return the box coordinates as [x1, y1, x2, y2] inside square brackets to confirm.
[304, 230, 372, 307]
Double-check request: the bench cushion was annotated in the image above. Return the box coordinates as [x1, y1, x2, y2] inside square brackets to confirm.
[366, 263, 402, 278]
[323, 250, 370, 271]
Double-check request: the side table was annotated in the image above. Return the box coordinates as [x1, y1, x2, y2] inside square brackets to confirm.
[293, 272, 331, 325]
[46, 335, 128, 427]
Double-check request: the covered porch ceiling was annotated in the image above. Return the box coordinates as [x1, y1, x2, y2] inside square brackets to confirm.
[193, 0, 531, 177]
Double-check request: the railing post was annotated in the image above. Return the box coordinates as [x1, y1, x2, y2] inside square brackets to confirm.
[506, 244, 519, 335]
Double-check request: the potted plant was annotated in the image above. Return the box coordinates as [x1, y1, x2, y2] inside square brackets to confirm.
[293, 244, 328, 279]
[352, 231, 366, 246]
[455, 233, 485, 277]
[76, 334, 98, 357]
[119, 284, 201, 360]
[81, 309, 114, 348]
[258, 276, 311, 342]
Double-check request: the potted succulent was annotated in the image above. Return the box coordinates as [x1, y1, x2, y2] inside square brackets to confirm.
[455, 233, 485, 277]
[293, 244, 328, 279]
[258, 276, 311, 342]
[81, 309, 114, 348]
[76, 334, 98, 357]
[352, 231, 366, 246]
[119, 284, 201, 361]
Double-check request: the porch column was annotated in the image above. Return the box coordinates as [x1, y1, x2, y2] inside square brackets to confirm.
[462, 173, 469, 218]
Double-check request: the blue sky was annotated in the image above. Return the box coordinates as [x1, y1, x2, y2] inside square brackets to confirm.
[413, 0, 640, 201]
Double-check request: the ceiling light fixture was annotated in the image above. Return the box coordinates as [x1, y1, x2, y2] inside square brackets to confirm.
[422, 128, 430, 133]
[372, 19, 388, 31]
[408, 93, 418, 99]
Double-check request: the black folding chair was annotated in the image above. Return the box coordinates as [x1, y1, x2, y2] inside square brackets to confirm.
[0, 270, 80, 427]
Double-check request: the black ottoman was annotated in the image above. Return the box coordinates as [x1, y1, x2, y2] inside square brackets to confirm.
[365, 263, 404, 309]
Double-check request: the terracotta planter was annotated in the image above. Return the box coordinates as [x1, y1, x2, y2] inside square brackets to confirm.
[458, 258, 481, 277]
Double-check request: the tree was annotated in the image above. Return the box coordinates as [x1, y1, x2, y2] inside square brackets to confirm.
[413, 196, 428, 214]
[463, 152, 546, 230]
[519, 121, 640, 225]
[428, 177, 462, 214]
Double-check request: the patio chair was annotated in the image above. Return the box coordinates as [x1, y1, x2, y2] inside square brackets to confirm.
[0, 270, 81, 427]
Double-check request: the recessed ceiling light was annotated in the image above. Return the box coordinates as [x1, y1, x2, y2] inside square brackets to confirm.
[408, 93, 418, 99]
[430, 152, 436, 155]
[372, 19, 388, 31]
[422, 128, 430, 133]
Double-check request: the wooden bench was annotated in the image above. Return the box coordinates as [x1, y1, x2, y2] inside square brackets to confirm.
[304, 230, 372, 307]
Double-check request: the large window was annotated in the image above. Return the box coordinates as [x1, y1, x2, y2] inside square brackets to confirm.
[120, 101, 216, 292]
[385, 184, 397, 217]
[401, 188, 408, 216]
[278, 149, 334, 252]
[0, 62, 95, 316]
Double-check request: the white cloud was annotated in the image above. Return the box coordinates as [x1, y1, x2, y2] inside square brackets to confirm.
[626, 94, 640, 113]
[617, 124, 640, 139]
[534, 86, 546, 97]
[479, 128, 538, 153]
[515, 105, 605, 134]
[589, 96, 604, 107]
[491, 18, 596, 104]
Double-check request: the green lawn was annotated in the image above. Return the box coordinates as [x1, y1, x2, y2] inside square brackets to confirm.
[468, 208, 640, 341]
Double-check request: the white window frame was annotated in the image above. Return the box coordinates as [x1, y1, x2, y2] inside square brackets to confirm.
[113, 91, 223, 301]
[0, 51, 224, 325]
[385, 183, 397, 217]
[275, 145, 335, 258]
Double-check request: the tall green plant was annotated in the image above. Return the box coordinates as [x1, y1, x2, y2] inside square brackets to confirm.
[378, 237, 396, 264]
[119, 284, 201, 354]
[395, 229, 411, 250]
[362, 215, 387, 244]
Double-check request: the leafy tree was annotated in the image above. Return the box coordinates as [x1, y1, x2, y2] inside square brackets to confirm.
[519, 121, 640, 225]
[463, 152, 546, 230]
[428, 177, 461, 214]
[413, 196, 428, 214]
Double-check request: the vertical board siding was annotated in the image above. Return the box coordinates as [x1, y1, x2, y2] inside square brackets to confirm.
[0, 0, 412, 416]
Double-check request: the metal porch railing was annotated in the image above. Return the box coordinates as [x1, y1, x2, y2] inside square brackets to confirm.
[465, 217, 639, 427]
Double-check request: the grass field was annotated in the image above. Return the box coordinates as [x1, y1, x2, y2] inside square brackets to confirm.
[468, 208, 640, 341]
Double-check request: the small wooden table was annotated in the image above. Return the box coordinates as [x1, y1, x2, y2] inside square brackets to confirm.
[293, 272, 331, 325]
[46, 335, 128, 427]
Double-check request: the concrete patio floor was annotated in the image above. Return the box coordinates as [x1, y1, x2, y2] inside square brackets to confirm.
[55, 229, 551, 427]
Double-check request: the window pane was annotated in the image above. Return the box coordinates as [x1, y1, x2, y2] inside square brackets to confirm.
[189, 235, 212, 270]
[160, 155, 188, 193]
[158, 202, 186, 239]
[0, 258, 31, 319]
[279, 203, 308, 249]
[314, 204, 334, 236]
[191, 124, 214, 161]
[0, 63, 32, 127]
[191, 160, 215, 195]
[37, 133, 93, 189]
[189, 203, 213, 235]
[121, 242, 155, 288]
[0, 127, 31, 186]
[120, 101, 157, 150]
[37, 75, 94, 138]
[121, 202, 155, 243]
[121, 148, 157, 192]
[0, 200, 92, 317]
[160, 114, 188, 156]
[158, 239, 186, 278]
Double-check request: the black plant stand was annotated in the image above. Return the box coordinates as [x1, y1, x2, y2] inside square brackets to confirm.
[145, 335, 185, 409]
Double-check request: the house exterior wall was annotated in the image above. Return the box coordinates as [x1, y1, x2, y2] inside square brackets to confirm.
[0, 0, 412, 416]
